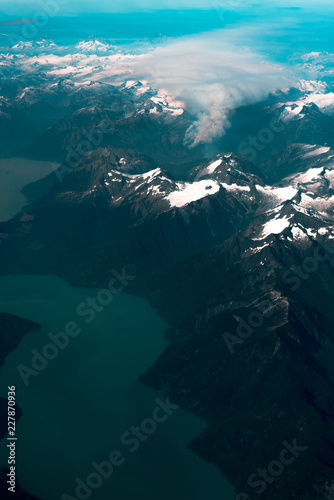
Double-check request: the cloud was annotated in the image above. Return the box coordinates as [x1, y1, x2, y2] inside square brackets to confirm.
[128, 31, 293, 145]
[2, 29, 293, 147]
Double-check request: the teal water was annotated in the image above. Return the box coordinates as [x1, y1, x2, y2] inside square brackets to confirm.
[0, 274, 235, 500]
[0, 158, 56, 222]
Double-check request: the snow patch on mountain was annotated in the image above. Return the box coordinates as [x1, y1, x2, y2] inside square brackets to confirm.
[299, 193, 334, 216]
[280, 104, 305, 122]
[291, 225, 307, 240]
[298, 80, 328, 94]
[75, 41, 113, 53]
[289, 166, 324, 184]
[324, 170, 334, 189]
[222, 183, 251, 192]
[255, 185, 298, 203]
[150, 93, 185, 116]
[260, 216, 292, 238]
[275, 80, 334, 120]
[303, 147, 330, 159]
[166, 180, 220, 208]
[249, 243, 270, 254]
[305, 92, 334, 112]
[204, 158, 223, 175]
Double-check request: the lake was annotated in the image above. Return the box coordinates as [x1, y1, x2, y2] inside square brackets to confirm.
[0, 158, 57, 222]
[0, 274, 235, 500]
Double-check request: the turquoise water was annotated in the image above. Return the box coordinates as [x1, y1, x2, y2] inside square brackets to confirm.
[0, 274, 235, 500]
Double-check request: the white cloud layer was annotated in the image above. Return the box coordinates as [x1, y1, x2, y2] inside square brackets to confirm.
[128, 32, 293, 145]
[1, 30, 293, 146]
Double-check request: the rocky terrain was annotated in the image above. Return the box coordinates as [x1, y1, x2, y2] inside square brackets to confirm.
[1, 42, 334, 497]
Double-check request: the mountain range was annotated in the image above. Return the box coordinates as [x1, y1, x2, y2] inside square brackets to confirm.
[1, 42, 334, 498]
